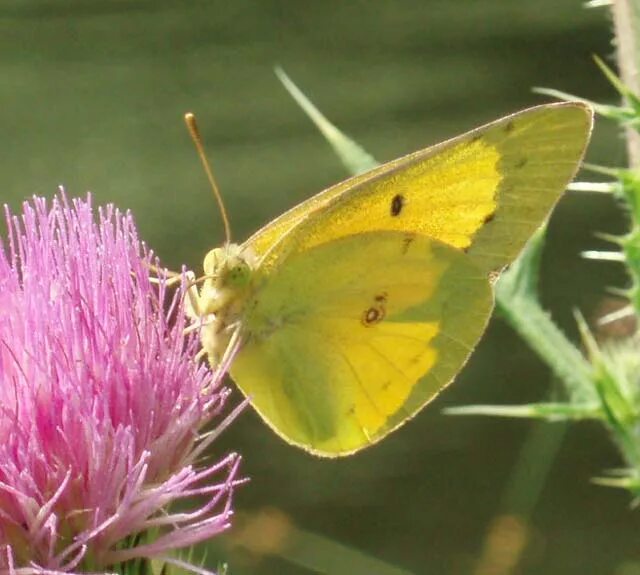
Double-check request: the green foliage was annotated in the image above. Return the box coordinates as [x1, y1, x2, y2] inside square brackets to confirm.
[465, 59, 640, 499]
[616, 169, 640, 318]
[536, 57, 640, 127]
[464, 60, 640, 499]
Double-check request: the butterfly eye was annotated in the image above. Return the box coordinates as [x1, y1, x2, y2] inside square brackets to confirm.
[224, 260, 252, 289]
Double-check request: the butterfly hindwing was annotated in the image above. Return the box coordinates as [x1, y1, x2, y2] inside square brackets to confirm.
[231, 231, 492, 456]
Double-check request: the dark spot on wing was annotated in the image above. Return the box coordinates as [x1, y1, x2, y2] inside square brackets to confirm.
[515, 157, 528, 169]
[391, 194, 405, 217]
[483, 212, 495, 224]
[374, 292, 388, 303]
[361, 294, 387, 327]
[402, 234, 415, 255]
[362, 306, 383, 326]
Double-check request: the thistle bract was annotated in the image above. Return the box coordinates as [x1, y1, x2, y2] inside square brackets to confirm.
[0, 194, 241, 575]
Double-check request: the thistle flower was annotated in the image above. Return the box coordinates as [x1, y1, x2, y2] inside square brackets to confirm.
[0, 193, 242, 575]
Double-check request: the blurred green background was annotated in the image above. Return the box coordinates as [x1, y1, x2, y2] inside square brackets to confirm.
[2, 1, 639, 574]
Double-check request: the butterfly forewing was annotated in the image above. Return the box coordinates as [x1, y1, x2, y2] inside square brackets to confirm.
[247, 102, 592, 276]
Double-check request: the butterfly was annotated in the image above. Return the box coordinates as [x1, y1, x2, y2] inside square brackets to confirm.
[187, 102, 593, 457]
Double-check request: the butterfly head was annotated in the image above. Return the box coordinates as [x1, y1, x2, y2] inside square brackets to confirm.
[203, 243, 255, 292]
[196, 242, 258, 320]
[188, 243, 258, 367]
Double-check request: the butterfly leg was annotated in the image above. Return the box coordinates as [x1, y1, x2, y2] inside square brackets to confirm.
[144, 261, 185, 287]
[183, 270, 205, 320]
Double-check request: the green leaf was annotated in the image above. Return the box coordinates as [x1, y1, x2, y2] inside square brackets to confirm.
[275, 67, 379, 175]
[495, 227, 597, 404]
[444, 402, 602, 420]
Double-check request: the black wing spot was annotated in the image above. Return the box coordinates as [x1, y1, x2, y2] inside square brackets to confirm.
[483, 212, 496, 224]
[390, 194, 405, 217]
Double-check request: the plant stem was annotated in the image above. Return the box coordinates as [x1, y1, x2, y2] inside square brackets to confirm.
[612, 0, 640, 166]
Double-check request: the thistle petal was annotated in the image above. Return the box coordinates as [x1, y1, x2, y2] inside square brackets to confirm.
[0, 193, 242, 575]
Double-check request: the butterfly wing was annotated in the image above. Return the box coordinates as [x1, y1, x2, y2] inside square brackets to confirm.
[231, 231, 492, 456]
[246, 102, 592, 275]
[227, 102, 591, 455]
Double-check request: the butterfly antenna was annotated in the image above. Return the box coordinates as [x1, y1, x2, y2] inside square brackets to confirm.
[184, 112, 232, 244]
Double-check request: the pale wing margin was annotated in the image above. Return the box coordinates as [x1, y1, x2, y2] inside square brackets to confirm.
[466, 102, 593, 273]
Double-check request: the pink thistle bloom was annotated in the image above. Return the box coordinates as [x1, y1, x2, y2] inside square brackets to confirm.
[0, 193, 243, 575]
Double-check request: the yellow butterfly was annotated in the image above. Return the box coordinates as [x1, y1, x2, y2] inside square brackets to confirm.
[187, 102, 593, 457]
